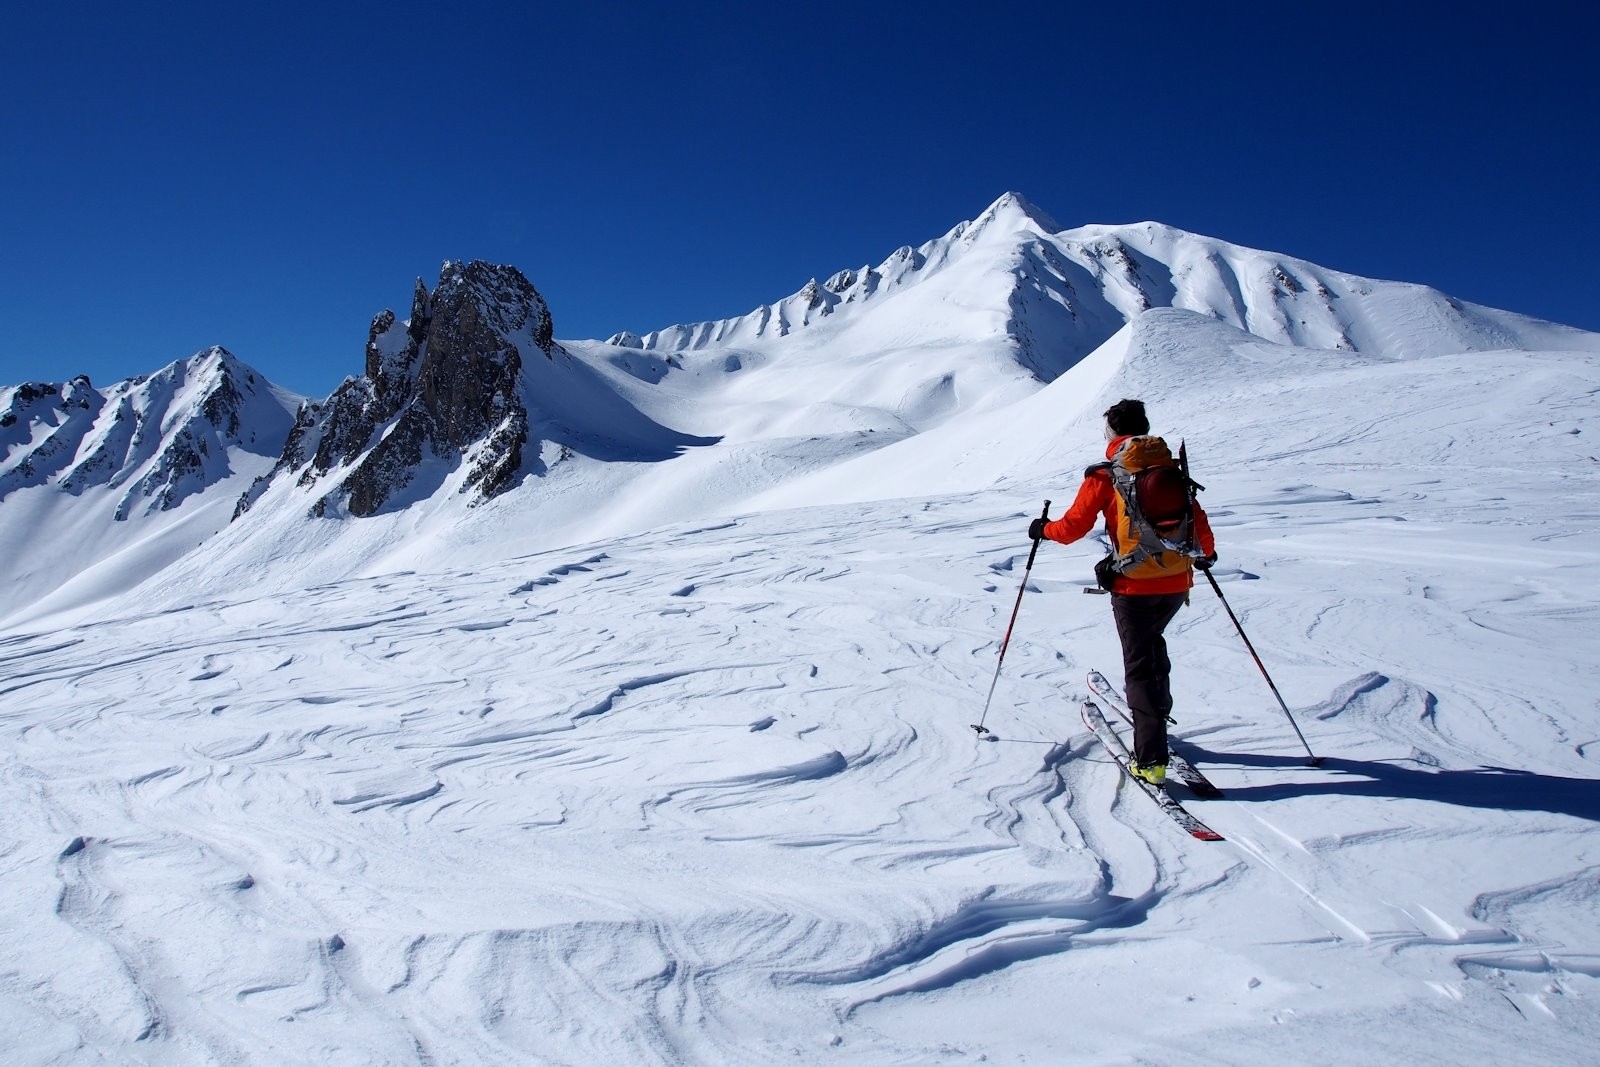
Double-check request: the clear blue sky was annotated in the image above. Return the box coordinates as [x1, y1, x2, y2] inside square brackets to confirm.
[3, 2, 1593, 398]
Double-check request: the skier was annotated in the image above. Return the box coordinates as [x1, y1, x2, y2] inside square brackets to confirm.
[1030, 399, 1216, 785]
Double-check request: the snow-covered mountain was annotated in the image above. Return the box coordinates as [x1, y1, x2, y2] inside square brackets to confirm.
[4, 193, 1597, 628]
[4, 293, 1598, 1063]
[4, 195, 1600, 1062]
[614, 191, 1593, 366]
[0, 347, 297, 618]
[1, 346, 291, 515]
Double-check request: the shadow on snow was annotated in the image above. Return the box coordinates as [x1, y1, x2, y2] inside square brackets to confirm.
[1183, 745, 1600, 824]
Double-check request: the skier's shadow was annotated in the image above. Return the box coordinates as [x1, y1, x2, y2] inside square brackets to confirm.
[1180, 745, 1600, 824]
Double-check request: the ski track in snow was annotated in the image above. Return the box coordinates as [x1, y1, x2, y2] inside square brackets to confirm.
[3, 471, 1600, 1063]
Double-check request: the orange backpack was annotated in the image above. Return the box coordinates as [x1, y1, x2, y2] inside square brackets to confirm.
[1094, 436, 1205, 585]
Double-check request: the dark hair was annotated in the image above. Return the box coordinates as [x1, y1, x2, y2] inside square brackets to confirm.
[1103, 398, 1149, 436]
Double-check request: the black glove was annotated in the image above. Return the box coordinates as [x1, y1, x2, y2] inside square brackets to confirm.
[1028, 517, 1048, 542]
[1195, 553, 1217, 570]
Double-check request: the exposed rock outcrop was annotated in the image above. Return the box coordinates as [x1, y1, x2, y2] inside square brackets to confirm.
[239, 260, 555, 520]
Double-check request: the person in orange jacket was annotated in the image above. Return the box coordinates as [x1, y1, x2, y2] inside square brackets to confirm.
[1028, 398, 1217, 785]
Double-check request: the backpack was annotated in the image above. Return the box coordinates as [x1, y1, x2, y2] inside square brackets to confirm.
[1091, 436, 1205, 588]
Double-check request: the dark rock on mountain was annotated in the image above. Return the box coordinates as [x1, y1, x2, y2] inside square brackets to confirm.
[0, 377, 99, 495]
[239, 260, 555, 520]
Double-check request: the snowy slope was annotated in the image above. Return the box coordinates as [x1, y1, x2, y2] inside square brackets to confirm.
[2, 303, 1597, 1063]
[5, 195, 1598, 628]
[5, 198, 1600, 1063]
[620, 192, 1597, 369]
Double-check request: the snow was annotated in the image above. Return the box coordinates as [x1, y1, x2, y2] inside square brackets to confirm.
[3, 198, 1600, 1062]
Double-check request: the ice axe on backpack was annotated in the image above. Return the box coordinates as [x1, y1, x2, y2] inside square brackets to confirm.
[971, 500, 1051, 737]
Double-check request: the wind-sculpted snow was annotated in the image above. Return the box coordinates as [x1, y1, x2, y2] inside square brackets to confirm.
[4, 366, 1600, 1064]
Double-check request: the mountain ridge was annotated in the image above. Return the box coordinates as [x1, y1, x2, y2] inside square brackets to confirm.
[4, 193, 1598, 626]
[1, 346, 295, 517]
[235, 259, 559, 522]
[612, 193, 1596, 368]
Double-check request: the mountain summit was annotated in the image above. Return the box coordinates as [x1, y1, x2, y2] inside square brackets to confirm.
[1, 347, 293, 519]
[237, 260, 556, 520]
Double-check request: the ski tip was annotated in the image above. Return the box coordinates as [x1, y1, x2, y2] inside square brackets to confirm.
[1192, 829, 1226, 842]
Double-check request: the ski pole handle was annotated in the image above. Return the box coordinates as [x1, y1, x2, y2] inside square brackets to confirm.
[1024, 500, 1051, 569]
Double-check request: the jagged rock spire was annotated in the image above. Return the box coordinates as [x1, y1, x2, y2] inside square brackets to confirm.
[240, 260, 555, 519]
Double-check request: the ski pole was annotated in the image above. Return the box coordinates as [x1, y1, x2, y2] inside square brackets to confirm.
[1201, 568, 1322, 766]
[972, 500, 1051, 737]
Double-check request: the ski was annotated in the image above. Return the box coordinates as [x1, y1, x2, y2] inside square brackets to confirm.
[1086, 669, 1223, 798]
[1080, 698, 1224, 842]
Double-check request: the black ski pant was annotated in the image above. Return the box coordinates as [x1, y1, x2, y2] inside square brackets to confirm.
[1111, 591, 1187, 768]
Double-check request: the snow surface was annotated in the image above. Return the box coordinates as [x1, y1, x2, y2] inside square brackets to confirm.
[4, 201, 1600, 1063]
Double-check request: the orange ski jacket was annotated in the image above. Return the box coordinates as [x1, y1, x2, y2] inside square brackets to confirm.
[1040, 435, 1217, 596]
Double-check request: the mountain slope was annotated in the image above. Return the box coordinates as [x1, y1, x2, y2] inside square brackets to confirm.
[5, 194, 1599, 627]
[618, 193, 1597, 368]
[2, 301, 1596, 1062]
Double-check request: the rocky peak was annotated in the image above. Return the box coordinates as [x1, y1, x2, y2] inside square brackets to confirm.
[416, 261, 552, 454]
[431, 260, 555, 357]
[243, 260, 555, 520]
